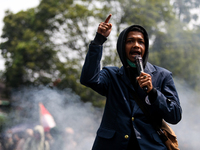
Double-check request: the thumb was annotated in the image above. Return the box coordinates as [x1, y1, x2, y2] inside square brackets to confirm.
[140, 72, 145, 76]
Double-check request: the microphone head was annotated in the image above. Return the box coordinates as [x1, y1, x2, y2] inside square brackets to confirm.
[134, 55, 144, 74]
[134, 55, 148, 92]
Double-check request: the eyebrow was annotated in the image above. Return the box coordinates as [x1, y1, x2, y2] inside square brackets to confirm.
[126, 37, 145, 41]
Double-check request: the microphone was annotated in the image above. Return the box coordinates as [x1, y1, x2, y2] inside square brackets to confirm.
[135, 55, 148, 92]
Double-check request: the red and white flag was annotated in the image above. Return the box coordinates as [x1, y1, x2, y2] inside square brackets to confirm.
[39, 103, 56, 132]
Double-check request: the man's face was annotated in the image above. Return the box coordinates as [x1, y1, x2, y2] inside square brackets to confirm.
[125, 31, 145, 62]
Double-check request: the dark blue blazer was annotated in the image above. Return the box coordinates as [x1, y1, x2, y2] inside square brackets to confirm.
[80, 44, 182, 150]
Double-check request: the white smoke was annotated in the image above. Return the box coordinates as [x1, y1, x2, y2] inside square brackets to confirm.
[8, 86, 102, 150]
[171, 79, 200, 150]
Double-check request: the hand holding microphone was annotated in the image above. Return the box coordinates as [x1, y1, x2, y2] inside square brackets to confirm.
[135, 55, 153, 93]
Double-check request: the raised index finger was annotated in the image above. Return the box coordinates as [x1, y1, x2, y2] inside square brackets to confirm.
[104, 14, 112, 23]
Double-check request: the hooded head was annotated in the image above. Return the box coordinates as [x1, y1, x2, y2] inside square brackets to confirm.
[117, 25, 149, 68]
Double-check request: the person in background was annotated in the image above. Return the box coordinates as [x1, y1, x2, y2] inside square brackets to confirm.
[13, 131, 25, 150]
[49, 127, 64, 150]
[3, 130, 14, 150]
[64, 127, 77, 150]
[23, 125, 49, 150]
[80, 14, 182, 150]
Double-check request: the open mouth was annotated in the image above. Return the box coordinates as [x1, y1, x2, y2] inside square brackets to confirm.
[130, 50, 141, 56]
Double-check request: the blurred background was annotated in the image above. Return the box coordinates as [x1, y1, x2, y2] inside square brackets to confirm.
[0, 0, 200, 149]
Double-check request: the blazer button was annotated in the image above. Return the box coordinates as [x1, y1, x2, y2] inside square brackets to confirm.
[167, 99, 171, 102]
[132, 117, 134, 121]
[124, 135, 129, 139]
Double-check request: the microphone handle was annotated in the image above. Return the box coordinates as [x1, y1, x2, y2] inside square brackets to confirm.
[141, 72, 148, 92]
[143, 86, 148, 92]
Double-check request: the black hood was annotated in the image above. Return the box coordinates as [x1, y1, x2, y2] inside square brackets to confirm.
[116, 25, 149, 68]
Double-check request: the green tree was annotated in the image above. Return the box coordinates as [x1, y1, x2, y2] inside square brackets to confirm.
[0, 9, 60, 90]
[0, 0, 77, 91]
[149, 19, 200, 90]
[173, 0, 200, 22]
[0, 0, 108, 106]
[111, 0, 174, 36]
[41, 0, 111, 106]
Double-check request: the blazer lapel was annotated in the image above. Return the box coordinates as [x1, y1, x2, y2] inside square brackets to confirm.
[144, 62, 156, 77]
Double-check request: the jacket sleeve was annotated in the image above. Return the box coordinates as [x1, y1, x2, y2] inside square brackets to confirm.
[80, 35, 109, 96]
[149, 71, 182, 125]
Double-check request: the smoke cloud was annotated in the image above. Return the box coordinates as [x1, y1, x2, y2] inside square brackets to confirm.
[171, 79, 200, 150]
[7, 86, 102, 150]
